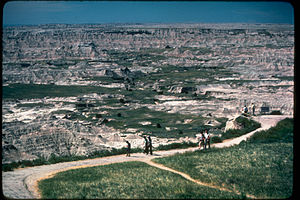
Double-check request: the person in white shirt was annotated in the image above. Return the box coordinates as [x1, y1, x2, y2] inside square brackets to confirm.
[204, 129, 210, 149]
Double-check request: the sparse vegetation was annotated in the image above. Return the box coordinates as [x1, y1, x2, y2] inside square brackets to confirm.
[104, 106, 208, 138]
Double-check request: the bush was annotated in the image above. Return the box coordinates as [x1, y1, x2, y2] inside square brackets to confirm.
[156, 142, 197, 151]
[235, 116, 259, 128]
[211, 136, 223, 143]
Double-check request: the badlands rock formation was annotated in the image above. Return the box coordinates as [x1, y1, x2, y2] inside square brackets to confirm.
[2, 23, 294, 164]
[224, 115, 246, 132]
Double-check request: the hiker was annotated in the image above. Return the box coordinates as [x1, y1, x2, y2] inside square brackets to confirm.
[126, 141, 131, 157]
[251, 103, 256, 116]
[148, 136, 153, 155]
[143, 136, 149, 155]
[204, 129, 210, 149]
[198, 132, 205, 150]
[242, 105, 248, 114]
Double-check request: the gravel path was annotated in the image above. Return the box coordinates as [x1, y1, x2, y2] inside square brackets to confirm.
[2, 115, 291, 199]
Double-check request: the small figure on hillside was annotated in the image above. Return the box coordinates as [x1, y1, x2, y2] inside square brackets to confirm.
[143, 136, 149, 155]
[198, 131, 205, 150]
[204, 129, 210, 149]
[148, 136, 153, 155]
[242, 105, 248, 114]
[126, 141, 131, 157]
[251, 103, 256, 116]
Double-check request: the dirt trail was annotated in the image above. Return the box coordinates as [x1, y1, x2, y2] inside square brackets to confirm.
[2, 115, 291, 199]
[144, 160, 257, 199]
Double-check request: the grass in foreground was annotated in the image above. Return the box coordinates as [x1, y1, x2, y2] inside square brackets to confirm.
[38, 161, 240, 199]
[153, 118, 293, 199]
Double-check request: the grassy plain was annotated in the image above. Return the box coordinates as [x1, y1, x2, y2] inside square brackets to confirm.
[2, 84, 118, 99]
[39, 161, 240, 199]
[154, 118, 293, 198]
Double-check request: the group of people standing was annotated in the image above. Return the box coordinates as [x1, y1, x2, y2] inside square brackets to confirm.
[198, 129, 210, 150]
[143, 136, 153, 155]
[126, 130, 212, 156]
[243, 103, 256, 116]
[126, 128, 213, 156]
[125, 135, 153, 157]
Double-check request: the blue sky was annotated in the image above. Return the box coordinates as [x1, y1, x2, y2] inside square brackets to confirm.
[3, 1, 294, 26]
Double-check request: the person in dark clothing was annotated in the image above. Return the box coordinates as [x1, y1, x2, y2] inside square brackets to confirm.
[148, 136, 153, 155]
[143, 136, 149, 155]
[251, 103, 256, 116]
[126, 141, 131, 157]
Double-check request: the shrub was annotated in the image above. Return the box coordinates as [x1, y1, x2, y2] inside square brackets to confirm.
[156, 141, 197, 151]
[96, 113, 102, 118]
[211, 136, 223, 143]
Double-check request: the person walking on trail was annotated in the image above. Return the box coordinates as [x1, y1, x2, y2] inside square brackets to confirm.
[148, 136, 153, 155]
[126, 141, 131, 157]
[204, 129, 210, 149]
[198, 132, 205, 150]
[143, 136, 149, 155]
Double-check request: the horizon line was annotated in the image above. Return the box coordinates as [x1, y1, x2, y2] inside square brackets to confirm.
[3, 22, 295, 27]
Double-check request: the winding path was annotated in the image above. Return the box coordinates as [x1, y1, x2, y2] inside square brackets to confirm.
[2, 115, 291, 199]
